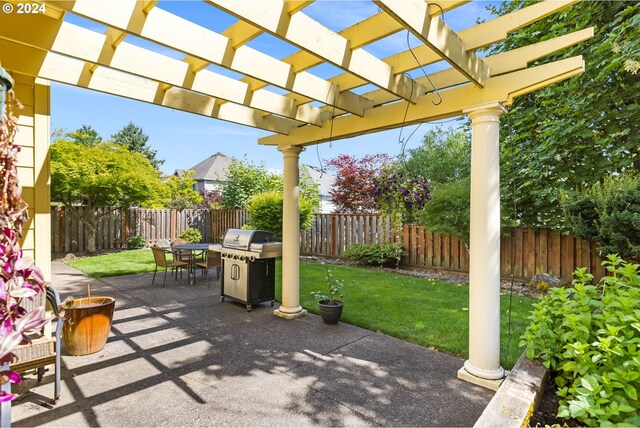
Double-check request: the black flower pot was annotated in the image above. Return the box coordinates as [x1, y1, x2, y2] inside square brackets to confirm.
[318, 300, 344, 324]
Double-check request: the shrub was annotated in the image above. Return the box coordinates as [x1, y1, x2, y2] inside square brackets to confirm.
[126, 235, 147, 250]
[179, 227, 202, 243]
[520, 255, 640, 426]
[566, 172, 640, 259]
[344, 242, 406, 268]
[246, 191, 315, 241]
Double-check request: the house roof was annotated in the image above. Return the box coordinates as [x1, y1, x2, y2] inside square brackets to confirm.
[186, 152, 233, 182]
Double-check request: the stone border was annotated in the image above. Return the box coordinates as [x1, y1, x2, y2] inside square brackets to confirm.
[474, 352, 548, 427]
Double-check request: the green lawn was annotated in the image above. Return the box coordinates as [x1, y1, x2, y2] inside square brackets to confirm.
[66, 249, 535, 369]
[67, 249, 156, 277]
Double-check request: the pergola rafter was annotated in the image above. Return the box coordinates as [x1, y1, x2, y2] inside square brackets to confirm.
[43, 0, 374, 116]
[1, 0, 592, 392]
[268, 0, 582, 119]
[260, 55, 586, 146]
[374, 0, 490, 86]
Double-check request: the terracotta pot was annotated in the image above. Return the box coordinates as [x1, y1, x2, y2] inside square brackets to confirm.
[62, 297, 115, 356]
[318, 300, 344, 325]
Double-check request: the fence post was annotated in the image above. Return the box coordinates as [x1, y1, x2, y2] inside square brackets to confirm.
[124, 209, 130, 243]
[329, 215, 335, 256]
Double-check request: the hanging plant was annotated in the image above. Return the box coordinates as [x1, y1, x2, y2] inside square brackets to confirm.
[372, 170, 432, 235]
[0, 71, 49, 402]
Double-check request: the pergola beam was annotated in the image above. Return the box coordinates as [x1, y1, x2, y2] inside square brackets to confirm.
[44, 0, 373, 116]
[239, 0, 466, 94]
[360, 28, 594, 107]
[207, 0, 425, 103]
[273, 0, 582, 118]
[0, 13, 329, 126]
[374, 0, 490, 87]
[259, 56, 585, 146]
[0, 40, 298, 135]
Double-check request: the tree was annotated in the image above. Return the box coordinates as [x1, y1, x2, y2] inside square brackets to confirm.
[486, 1, 640, 229]
[400, 126, 470, 184]
[419, 179, 470, 247]
[51, 139, 166, 253]
[221, 158, 281, 209]
[200, 189, 223, 209]
[67, 124, 102, 146]
[164, 170, 203, 209]
[390, 127, 471, 243]
[111, 122, 164, 169]
[327, 153, 392, 213]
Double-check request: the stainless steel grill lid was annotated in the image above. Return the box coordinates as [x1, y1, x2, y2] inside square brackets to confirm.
[222, 229, 276, 250]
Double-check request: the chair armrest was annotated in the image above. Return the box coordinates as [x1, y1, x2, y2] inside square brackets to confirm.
[46, 285, 64, 319]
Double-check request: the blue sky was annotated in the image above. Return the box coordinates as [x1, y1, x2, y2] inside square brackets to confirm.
[51, 1, 498, 175]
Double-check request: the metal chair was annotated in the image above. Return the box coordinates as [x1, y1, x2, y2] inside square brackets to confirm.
[170, 239, 192, 263]
[151, 246, 188, 286]
[10, 284, 64, 402]
[195, 250, 221, 287]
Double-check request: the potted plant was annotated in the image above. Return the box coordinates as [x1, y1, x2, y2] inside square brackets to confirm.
[311, 263, 344, 324]
[61, 285, 115, 356]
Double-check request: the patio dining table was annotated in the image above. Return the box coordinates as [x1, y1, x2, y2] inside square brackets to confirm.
[172, 243, 214, 284]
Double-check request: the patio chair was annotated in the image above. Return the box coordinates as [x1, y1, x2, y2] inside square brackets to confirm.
[151, 246, 188, 286]
[156, 239, 171, 248]
[195, 250, 221, 287]
[10, 284, 64, 402]
[170, 239, 192, 263]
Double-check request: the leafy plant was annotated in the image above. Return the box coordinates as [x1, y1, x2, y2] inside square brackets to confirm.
[0, 74, 49, 402]
[372, 170, 431, 233]
[179, 227, 202, 243]
[520, 254, 640, 426]
[310, 263, 344, 304]
[418, 179, 470, 247]
[245, 191, 315, 241]
[200, 188, 223, 209]
[487, 1, 640, 229]
[164, 169, 203, 209]
[327, 153, 392, 213]
[344, 242, 406, 268]
[50, 135, 166, 253]
[221, 157, 282, 209]
[566, 171, 640, 258]
[126, 235, 147, 250]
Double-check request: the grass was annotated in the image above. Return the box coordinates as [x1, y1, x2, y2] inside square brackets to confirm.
[66, 250, 536, 369]
[67, 249, 156, 278]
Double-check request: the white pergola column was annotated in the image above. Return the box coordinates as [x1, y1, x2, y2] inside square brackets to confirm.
[274, 145, 307, 319]
[457, 102, 506, 390]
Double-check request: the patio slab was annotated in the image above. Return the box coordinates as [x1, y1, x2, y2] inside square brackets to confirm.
[10, 262, 494, 426]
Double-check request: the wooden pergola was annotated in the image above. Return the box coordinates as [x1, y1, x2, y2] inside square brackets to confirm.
[0, 0, 591, 389]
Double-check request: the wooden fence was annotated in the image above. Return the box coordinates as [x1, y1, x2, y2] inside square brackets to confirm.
[53, 208, 606, 282]
[301, 214, 607, 283]
[51, 207, 248, 253]
[402, 225, 607, 283]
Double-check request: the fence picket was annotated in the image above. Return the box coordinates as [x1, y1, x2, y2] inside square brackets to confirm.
[51, 208, 608, 282]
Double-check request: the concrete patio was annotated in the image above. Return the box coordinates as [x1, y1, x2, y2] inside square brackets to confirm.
[11, 262, 494, 426]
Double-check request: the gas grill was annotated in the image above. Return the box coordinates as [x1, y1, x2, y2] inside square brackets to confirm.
[209, 229, 282, 311]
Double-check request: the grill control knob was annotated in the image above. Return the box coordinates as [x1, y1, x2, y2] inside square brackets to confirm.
[239, 256, 246, 262]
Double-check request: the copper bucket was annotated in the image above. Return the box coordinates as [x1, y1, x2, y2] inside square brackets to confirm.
[62, 297, 115, 356]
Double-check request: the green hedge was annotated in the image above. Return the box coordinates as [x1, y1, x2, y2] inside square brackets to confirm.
[344, 242, 406, 268]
